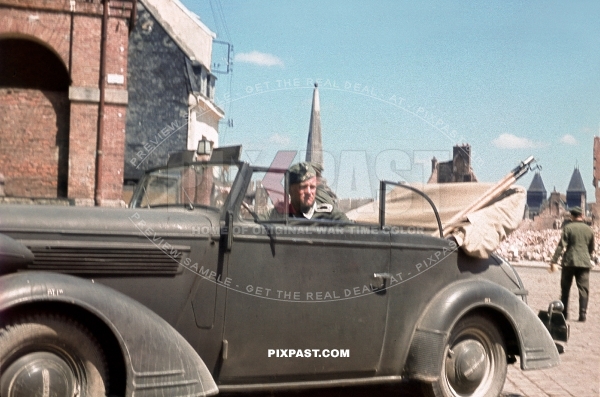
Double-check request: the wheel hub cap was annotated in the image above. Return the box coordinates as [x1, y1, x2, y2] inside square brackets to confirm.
[447, 340, 488, 394]
[1, 352, 76, 397]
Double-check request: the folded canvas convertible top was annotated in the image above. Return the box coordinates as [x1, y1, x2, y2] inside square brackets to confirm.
[346, 182, 526, 259]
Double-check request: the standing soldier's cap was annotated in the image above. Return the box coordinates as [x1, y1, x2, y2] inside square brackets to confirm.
[288, 162, 317, 185]
[570, 206, 583, 216]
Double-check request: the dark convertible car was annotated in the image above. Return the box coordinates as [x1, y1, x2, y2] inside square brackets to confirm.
[0, 154, 566, 397]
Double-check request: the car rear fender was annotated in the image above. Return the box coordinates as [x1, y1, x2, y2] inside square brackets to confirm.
[0, 271, 218, 397]
[404, 279, 559, 382]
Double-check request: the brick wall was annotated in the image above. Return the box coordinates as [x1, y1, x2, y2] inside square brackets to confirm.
[0, 0, 131, 205]
[68, 102, 98, 199]
[97, 103, 126, 202]
[68, 13, 129, 203]
[71, 15, 102, 88]
[0, 88, 69, 197]
[98, 16, 129, 202]
[105, 18, 128, 87]
[0, 8, 71, 68]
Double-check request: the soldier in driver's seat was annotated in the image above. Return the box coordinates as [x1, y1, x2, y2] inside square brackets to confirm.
[268, 162, 348, 222]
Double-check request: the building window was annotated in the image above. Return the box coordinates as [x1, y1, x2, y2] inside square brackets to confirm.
[200, 67, 208, 97]
[207, 74, 215, 100]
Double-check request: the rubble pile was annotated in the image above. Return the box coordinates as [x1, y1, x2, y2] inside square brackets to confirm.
[495, 227, 600, 263]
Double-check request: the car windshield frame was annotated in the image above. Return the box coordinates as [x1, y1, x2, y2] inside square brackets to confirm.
[129, 161, 242, 214]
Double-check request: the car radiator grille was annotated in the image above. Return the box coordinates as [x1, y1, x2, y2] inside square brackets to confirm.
[27, 244, 188, 276]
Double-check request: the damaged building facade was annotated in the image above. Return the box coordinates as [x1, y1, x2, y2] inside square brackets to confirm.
[428, 144, 478, 184]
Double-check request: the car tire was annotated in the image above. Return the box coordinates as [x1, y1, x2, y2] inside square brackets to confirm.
[422, 314, 507, 397]
[0, 313, 108, 397]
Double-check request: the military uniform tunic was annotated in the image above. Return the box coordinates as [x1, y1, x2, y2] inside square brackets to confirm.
[551, 220, 594, 268]
[266, 202, 349, 222]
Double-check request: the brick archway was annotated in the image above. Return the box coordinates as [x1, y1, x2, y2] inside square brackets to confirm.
[0, 37, 70, 198]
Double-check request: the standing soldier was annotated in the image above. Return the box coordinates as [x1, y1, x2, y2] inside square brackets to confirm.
[549, 206, 595, 321]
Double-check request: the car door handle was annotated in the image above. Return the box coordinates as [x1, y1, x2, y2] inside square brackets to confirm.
[371, 272, 391, 292]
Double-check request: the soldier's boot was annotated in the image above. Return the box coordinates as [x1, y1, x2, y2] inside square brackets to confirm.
[579, 297, 588, 322]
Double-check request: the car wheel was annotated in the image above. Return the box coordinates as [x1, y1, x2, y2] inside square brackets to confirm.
[0, 313, 108, 397]
[422, 314, 507, 397]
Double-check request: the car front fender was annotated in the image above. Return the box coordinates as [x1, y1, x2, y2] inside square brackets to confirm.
[0, 233, 33, 272]
[0, 271, 218, 397]
[405, 279, 559, 382]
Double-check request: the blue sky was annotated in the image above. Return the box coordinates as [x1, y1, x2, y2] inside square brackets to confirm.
[183, 0, 600, 199]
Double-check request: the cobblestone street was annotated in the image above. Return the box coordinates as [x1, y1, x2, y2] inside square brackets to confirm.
[501, 264, 600, 397]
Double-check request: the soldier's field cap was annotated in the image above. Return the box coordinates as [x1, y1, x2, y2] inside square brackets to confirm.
[570, 206, 583, 216]
[289, 162, 317, 185]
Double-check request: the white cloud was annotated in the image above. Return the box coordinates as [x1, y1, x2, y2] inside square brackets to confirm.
[268, 133, 290, 146]
[492, 133, 544, 149]
[560, 134, 577, 145]
[235, 51, 284, 67]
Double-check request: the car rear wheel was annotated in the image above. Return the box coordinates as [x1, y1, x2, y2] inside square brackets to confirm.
[0, 313, 108, 397]
[422, 314, 507, 397]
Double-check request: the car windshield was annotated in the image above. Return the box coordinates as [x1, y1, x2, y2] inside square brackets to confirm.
[130, 164, 239, 211]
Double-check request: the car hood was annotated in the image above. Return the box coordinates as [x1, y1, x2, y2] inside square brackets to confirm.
[0, 205, 218, 238]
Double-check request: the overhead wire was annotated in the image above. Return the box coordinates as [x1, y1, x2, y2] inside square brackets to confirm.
[215, 0, 231, 43]
[208, 0, 234, 137]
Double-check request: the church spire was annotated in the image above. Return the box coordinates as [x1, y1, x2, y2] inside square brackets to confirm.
[305, 83, 323, 168]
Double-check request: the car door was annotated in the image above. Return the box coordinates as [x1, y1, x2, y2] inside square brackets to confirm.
[217, 219, 390, 383]
[373, 180, 456, 370]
